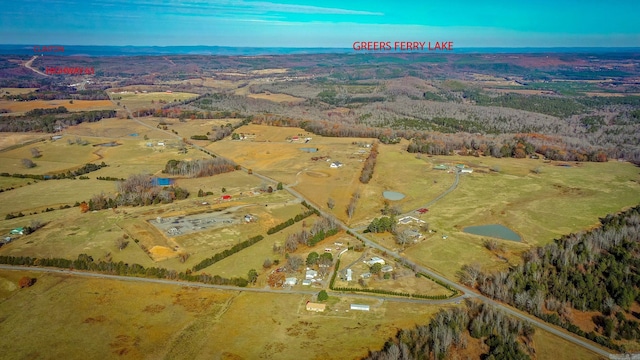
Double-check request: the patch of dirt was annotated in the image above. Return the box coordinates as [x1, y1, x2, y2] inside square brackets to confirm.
[149, 245, 176, 260]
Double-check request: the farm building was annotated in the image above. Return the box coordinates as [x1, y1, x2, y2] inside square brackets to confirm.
[306, 302, 326, 312]
[284, 277, 298, 286]
[302, 279, 312, 286]
[346, 268, 353, 281]
[433, 164, 448, 170]
[360, 272, 371, 279]
[350, 304, 370, 311]
[221, 195, 232, 201]
[460, 168, 473, 173]
[157, 142, 165, 146]
[381, 265, 393, 273]
[365, 257, 385, 266]
[9, 228, 24, 235]
[330, 161, 343, 168]
[398, 216, 425, 225]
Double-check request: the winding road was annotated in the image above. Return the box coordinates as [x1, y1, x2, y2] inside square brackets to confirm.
[24, 55, 49, 77]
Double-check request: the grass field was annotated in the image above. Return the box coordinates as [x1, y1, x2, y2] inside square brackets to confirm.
[0, 270, 450, 360]
[0, 133, 47, 151]
[208, 124, 374, 224]
[0, 99, 116, 115]
[404, 155, 640, 279]
[64, 117, 168, 139]
[138, 117, 242, 141]
[0, 138, 99, 175]
[110, 91, 198, 111]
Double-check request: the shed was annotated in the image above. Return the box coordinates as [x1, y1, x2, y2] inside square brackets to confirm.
[306, 302, 326, 312]
[221, 195, 232, 201]
[346, 268, 353, 282]
[9, 228, 24, 235]
[381, 265, 393, 273]
[302, 279, 312, 286]
[350, 304, 370, 311]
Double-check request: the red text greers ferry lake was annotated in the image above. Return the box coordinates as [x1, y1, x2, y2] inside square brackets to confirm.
[352, 41, 453, 51]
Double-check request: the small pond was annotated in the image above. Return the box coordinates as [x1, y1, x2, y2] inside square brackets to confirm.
[300, 147, 318, 153]
[382, 191, 405, 200]
[463, 224, 521, 241]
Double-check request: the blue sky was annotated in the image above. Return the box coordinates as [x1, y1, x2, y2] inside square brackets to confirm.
[1, 0, 639, 47]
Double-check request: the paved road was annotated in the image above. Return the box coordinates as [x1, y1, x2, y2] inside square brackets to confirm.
[107, 107, 617, 358]
[0, 265, 460, 305]
[24, 55, 49, 77]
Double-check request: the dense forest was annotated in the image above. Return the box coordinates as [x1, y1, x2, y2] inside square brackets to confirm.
[365, 300, 535, 360]
[460, 205, 640, 351]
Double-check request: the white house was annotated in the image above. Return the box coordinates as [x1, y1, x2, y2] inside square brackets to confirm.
[365, 257, 385, 266]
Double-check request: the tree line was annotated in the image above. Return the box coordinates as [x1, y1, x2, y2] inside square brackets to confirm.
[0, 109, 117, 133]
[266, 208, 318, 235]
[359, 141, 378, 184]
[163, 158, 236, 178]
[0, 254, 249, 287]
[364, 300, 535, 360]
[0, 162, 107, 180]
[192, 235, 265, 271]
